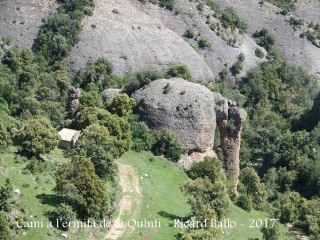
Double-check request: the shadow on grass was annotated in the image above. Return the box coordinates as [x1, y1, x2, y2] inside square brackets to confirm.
[36, 193, 63, 207]
[157, 211, 186, 221]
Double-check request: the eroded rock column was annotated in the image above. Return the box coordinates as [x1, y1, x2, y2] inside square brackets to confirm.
[216, 100, 247, 196]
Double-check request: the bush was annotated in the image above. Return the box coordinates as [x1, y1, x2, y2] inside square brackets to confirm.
[230, 61, 243, 75]
[187, 157, 223, 182]
[129, 116, 155, 152]
[0, 123, 11, 151]
[0, 211, 10, 239]
[152, 129, 182, 162]
[0, 179, 13, 212]
[236, 195, 253, 212]
[183, 29, 195, 39]
[260, 220, 281, 240]
[220, 8, 248, 33]
[198, 38, 212, 49]
[159, 0, 175, 11]
[13, 118, 60, 157]
[166, 64, 193, 81]
[50, 203, 77, 229]
[255, 48, 264, 58]
[55, 156, 111, 219]
[253, 28, 275, 51]
[106, 94, 136, 118]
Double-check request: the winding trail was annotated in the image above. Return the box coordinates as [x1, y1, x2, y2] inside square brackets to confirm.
[106, 163, 141, 240]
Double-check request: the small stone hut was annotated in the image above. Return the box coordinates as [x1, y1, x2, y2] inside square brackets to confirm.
[58, 128, 81, 149]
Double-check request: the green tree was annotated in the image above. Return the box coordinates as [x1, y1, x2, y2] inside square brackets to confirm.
[0, 123, 11, 151]
[0, 179, 13, 212]
[50, 203, 77, 229]
[73, 107, 131, 155]
[166, 64, 193, 81]
[106, 94, 136, 118]
[0, 211, 11, 240]
[240, 167, 268, 209]
[80, 124, 110, 143]
[55, 156, 110, 219]
[275, 191, 306, 223]
[152, 129, 182, 162]
[187, 157, 223, 183]
[182, 177, 230, 221]
[260, 220, 281, 240]
[129, 116, 155, 152]
[236, 195, 253, 212]
[13, 118, 60, 157]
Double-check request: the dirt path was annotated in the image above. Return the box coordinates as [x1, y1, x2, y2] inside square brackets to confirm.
[106, 163, 141, 240]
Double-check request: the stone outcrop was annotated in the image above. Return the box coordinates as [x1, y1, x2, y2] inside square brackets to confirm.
[101, 89, 123, 103]
[215, 99, 247, 195]
[132, 78, 246, 193]
[0, 0, 57, 49]
[68, 0, 214, 82]
[67, 86, 81, 113]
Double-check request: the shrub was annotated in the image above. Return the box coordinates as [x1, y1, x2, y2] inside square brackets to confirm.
[129, 116, 155, 152]
[289, 17, 304, 26]
[0, 211, 10, 239]
[0, 179, 13, 212]
[230, 61, 243, 75]
[152, 129, 182, 162]
[0, 123, 11, 151]
[163, 83, 172, 94]
[183, 29, 195, 39]
[238, 53, 245, 62]
[50, 203, 77, 229]
[260, 220, 281, 240]
[112, 9, 119, 14]
[198, 38, 212, 49]
[187, 157, 223, 182]
[236, 195, 253, 212]
[253, 28, 275, 51]
[166, 64, 193, 81]
[13, 118, 60, 157]
[159, 0, 175, 11]
[106, 94, 136, 118]
[55, 156, 111, 219]
[255, 48, 264, 58]
[220, 8, 248, 33]
[124, 69, 164, 95]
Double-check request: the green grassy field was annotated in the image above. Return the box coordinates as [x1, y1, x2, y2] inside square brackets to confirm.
[118, 151, 290, 240]
[0, 148, 291, 239]
[0, 147, 105, 240]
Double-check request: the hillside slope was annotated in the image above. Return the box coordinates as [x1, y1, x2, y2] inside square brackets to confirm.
[213, 0, 320, 79]
[0, 0, 56, 49]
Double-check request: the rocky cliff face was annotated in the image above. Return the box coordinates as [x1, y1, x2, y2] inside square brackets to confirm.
[0, 0, 57, 49]
[1, 0, 319, 82]
[132, 78, 246, 193]
[213, 0, 320, 79]
[68, 0, 214, 82]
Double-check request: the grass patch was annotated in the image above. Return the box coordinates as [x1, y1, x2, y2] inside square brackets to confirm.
[118, 151, 290, 240]
[0, 147, 104, 239]
[118, 151, 190, 240]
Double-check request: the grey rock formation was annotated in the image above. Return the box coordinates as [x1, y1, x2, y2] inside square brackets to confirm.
[213, 0, 320, 79]
[216, 100, 247, 195]
[101, 89, 123, 103]
[68, 86, 81, 113]
[132, 78, 247, 193]
[0, 0, 57, 49]
[132, 78, 217, 153]
[134, 0, 265, 82]
[68, 0, 214, 82]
